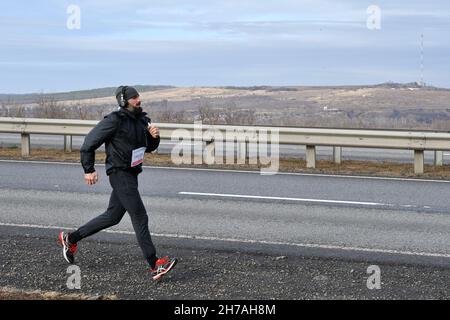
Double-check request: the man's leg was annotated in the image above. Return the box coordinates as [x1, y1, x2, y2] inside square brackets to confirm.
[69, 188, 126, 244]
[112, 172, 158, 268]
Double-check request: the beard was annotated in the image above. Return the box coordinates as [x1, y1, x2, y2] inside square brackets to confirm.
[126, 105, 143, 115]
[132, 106, 142, 114]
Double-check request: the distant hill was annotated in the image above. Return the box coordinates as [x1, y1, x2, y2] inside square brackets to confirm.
[2, 83, 448, 105]
[2, 82, 450, 130]
[220, 82, 448, 91]
[0, 85, 176, 104]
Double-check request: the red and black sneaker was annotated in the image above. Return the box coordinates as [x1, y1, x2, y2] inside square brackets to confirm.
[58, 231, 77, 264]
[151, 256, 178, 280]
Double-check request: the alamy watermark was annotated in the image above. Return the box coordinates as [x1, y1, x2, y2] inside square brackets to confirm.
[367, 5, 381, 30]
[66, 265, 81, 290]
[170, 121, 280, 174]
[366, 265, 381, 290]
[66, 4, 81, 30]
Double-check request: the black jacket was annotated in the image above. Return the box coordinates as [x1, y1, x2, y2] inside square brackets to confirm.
[80, 108, 160, 176]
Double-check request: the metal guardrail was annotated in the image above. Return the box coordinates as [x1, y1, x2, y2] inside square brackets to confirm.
[1, 117, 449, 174]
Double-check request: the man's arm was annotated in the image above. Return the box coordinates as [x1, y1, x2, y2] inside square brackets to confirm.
[80, 113, 119, 173]
[144, 117, 160, 153]
[145, 129, 160, 153]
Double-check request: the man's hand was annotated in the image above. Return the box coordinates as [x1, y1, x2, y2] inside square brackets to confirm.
[84, 171, 98, 185]
[148, 125, 160, 138]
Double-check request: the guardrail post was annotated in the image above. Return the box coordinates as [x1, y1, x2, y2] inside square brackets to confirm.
[21, 133, 30, 157]
[333, 146, 342, 164]
[64, 135, 72, 152]
[245, 140, 249, 161]
[306, 145, 316, 168]
[414, 149, 424, 174]
[434, 151, 443, 166]
[237, 141, 246, 164]
[204, 140, 215, 164]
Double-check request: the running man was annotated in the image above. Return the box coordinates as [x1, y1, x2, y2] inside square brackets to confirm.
[58, 85, 177, 280]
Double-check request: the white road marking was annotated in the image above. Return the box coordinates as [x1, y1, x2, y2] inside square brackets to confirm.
[179, 192, 436, 211]
[0, 159, 449, 184]
[0, 159, 89, 166]
[0, 221, 449, 259]
[179, 191, 387, 206]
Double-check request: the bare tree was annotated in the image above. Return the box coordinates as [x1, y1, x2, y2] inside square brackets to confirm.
[74, 101, 89, 120]
[197, 100, 220, 124]
[223, 102, 238, 124]
[0, 101, 9, 117]
[223, 102, 256, 125]
[0, 99, 26, 118]
[172, 110, 188, 123]
[34, 95, 65, 119]
[11, 104, 26, 117]
[158, 99, 174, 122]
[150, 99, 189, 123]
[95, 104, 109, 119]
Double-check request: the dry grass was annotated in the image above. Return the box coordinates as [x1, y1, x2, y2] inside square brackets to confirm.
[58, 87, 253, 107]
[5, 85, 450, 129]
[33, 86, 450, 110]
[0, 287, 117, 300]
[2, 147, 450, 180]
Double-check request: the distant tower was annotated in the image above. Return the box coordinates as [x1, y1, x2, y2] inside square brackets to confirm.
[420, 33, 424, 87]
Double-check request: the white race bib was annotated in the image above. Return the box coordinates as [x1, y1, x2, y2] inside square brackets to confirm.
[131, 147, 146, 167]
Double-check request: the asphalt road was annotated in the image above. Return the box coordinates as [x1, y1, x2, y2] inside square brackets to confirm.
[0, 160, 449, 299]
[0, 133, 444, 163]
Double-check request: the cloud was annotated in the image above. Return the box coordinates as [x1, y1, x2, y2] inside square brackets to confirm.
[1, 0, 449, 92]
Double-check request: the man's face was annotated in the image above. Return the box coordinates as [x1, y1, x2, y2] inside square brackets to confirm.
[127, 95, 141, 108]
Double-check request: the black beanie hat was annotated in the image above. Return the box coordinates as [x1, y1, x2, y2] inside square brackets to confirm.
[115, 86, 140, 107]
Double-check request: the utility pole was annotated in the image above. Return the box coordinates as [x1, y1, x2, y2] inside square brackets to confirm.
[420, 33, 424, 87]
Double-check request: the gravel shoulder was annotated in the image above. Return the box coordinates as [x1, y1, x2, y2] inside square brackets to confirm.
[0, 225, 448, 300]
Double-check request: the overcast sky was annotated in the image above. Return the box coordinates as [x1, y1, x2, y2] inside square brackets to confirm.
[1, 0, 449, 93]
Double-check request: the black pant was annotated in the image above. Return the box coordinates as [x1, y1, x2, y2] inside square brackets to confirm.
[73, 169, 157, 267]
